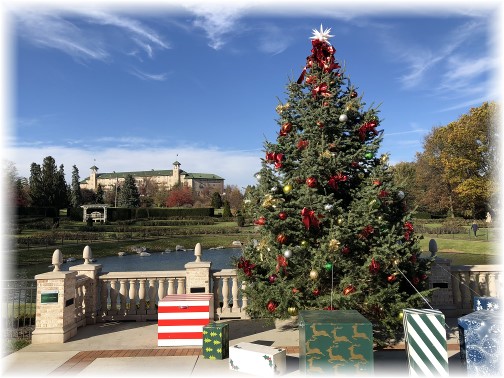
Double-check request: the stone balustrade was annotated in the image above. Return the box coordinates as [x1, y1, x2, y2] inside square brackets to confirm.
[98, 271, 186, 322]
[31, 244, 501, 344]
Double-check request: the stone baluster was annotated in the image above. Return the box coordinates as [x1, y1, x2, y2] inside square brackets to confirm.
[100, 279, 109, 316]
[167, 278, 175, 295]
[158, 278, 166, 301]
[75, 285, 83, 320]
[177, 278, 185, 294]
[109, 279, 118, 315]
[460, 271, 471, 309]
[221, 277, 229, 313]
[128, 279, 137, 315]
[148, 279, 157, 315]
[81, 284, 87, 319]
[241, 281, 248, 312]
[119, 279, 128, 315]
[213, 276, 221, 316]
[231, 276, 239, 311]
[488, 273, 498, 297]
[451, 273, 462, 309]
[478, 272, 488, 296]
[138, 279, 147, 313]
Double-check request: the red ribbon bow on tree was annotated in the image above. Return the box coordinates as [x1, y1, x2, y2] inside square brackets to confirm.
[312, 82, 329, 98]
[358, 121, 379, 142]
[276, 255, 288, 274]
[327, 173, 348, 190]
[359, 225, 375, 239]
[301, 207, 320, 229]
[404, 221, 414, 241]
[237, 257, 256, 277]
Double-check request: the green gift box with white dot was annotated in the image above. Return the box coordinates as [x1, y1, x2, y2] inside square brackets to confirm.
[202, 322, 229, 360]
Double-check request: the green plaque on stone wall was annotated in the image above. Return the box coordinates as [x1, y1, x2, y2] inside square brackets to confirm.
[41, 290, 59, 304]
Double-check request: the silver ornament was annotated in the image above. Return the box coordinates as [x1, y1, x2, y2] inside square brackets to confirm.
[339, 114, 348, 122]
[397, 191, 405, 200]
[283, 249, 292, 258]
[324, 204, 334, 211]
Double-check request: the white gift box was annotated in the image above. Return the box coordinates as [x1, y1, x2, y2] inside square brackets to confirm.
[229, 342, 287, 376]
[157, 293, 213, 347]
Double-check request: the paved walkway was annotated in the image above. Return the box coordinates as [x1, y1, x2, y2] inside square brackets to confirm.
[2, 318, 466, 377]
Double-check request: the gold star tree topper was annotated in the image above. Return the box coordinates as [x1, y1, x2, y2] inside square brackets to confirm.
[310, 24, 334, 42]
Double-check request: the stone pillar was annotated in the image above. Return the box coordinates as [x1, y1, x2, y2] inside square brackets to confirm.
[430, 257, 455, 311]
[69, 246, 102, 324]
[32, 250, 78, 343]
[184, 243, 212, 293]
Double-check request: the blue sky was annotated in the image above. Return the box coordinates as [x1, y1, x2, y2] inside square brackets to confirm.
[2, 0, 502, 191]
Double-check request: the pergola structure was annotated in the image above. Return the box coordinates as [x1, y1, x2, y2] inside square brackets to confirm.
[80, 204, 109, 223]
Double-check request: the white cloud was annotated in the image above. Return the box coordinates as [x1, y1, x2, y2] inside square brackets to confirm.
[15, 12, 110, 62]
[127, 67, 168, 81]
[185, 3, 250, 50]
[6, 144, 262, 191]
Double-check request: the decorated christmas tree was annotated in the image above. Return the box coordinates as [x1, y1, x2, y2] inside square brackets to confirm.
[238, 26, 433, 347]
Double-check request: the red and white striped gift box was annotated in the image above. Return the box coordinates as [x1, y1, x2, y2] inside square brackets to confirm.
[157, 293, 214, 347]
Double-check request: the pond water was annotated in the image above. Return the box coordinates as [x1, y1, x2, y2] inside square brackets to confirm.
[12, 248, 244, 280]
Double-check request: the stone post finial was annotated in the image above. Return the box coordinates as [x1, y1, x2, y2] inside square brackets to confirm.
[52, 249, 63, 272]
[194, 243, 202, 262]
[83, 245, 92, 264]
[429, 239, 438, 258]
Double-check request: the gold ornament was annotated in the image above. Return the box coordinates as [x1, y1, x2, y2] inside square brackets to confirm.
[337, 218, 343, 225]
[283, 184, 293, 194]
[328, 239, 341, 252]
[380, 154, 390, 164]
[322, 150, 332, 159]
[287, 307, 298, 316]
[309, 270, 319, 280]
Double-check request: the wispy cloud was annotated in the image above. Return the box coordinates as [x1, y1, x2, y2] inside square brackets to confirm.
[15, 12, 110, 62]
[256, 24, 293, 55]
[127, 67, 168, 81]
[185, 3, 249, 50]
[14, 10, 170, 65]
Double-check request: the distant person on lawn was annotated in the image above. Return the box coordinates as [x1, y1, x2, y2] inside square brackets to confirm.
[471, 221, 478, 236]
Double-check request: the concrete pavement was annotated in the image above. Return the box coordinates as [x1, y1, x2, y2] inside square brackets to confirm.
[2, 318, 466, 377]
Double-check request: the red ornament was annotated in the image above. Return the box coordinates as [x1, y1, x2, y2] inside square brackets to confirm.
[387, 274, 397, 283]
[281, 122, 293, 134]
[268, 274, 278, 284]
[343, 285, 356, 296]
[312, 82, 329, 98]
[292, 288, 300, 294]
[297, 139, 309, 150]
[421, 274, 428, 281]
[276, 255, 288, 274]
[373, 180, 382, 186]
[312, 288, 320, 296]
[358, 121, 379, 142]
[278, 212, 288, 220]
[305, 75, 317, 85]
[316, 121, 324, 128]
[369, 258, 380, 274]
[341, 245, 350, 255]
[267, 300, 277, 313]
[306, 177, 318, 188]
[350, 91, 358, 98]
[412, 276, 420, 286]
[276, 233, 287, 244]
[359, 225, 375, 239]
[254, 217, 266, 225]
[237, 257, 256, 277]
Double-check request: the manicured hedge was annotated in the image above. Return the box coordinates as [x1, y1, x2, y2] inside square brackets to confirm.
[16, 207, 58, 217]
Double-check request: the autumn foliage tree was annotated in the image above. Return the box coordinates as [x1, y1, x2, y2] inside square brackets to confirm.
[165, 185, 194, 207]
[414, 102, 498, 218]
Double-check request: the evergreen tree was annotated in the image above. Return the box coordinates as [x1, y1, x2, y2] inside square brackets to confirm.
[211, 192, 223, 208]
[237, 26, 432, 347]
[55, 164, 69, 210]
[40, 156, 58, 207]
[29, 162, 43, 206]
[222, 200, 232, 217]
[70, 165, 83, 207]
[95, 184, 105, 204]
[117, 174, 140, 208]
